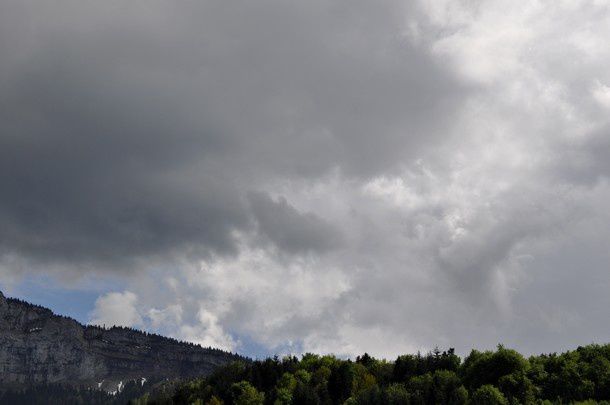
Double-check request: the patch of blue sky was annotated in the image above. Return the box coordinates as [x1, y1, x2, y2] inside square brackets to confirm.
[1, 274, 117, 325]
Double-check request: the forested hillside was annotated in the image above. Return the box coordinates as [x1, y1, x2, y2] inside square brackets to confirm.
[2, 343, 609, 404]
[135, 344, 610, 405]
[0, 290, 243, 390]
[0, 379, 154, 404]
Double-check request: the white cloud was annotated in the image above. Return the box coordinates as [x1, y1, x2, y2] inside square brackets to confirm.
[592, 81, 610, 110]
[147, 304, 183, 330]
[179, 308, 237, 352]
[90, 291, 143, 328]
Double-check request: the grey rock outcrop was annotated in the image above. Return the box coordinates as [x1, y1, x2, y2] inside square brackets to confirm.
[0, 291, 243, 389]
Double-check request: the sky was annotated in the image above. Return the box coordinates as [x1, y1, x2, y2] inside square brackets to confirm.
[1, 0, 609, 359]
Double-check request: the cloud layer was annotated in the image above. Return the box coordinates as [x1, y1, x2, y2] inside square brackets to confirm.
[1, 0, 609, 357]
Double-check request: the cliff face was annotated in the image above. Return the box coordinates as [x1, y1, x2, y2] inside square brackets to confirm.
[0, 291, 242, 389]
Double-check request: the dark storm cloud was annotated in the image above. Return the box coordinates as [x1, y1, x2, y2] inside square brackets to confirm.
[248, 192, 342, 255]
[0, 0, 464, 270]
[0, 41, 247, 268]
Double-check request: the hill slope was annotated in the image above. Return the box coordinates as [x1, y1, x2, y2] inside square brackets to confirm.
[0, 290, 243, 390]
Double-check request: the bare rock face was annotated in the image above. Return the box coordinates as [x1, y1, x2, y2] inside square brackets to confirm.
[0, 291, 243, 389]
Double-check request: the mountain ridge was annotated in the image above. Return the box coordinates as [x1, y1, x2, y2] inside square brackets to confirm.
[0, 290, 245, 390]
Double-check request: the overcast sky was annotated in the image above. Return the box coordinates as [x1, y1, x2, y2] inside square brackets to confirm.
[1, 0, 609, 358]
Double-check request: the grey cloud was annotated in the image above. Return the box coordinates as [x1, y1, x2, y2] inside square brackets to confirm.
[0, 0, 464, 272]
[248, 192, 342, 255]
[0, 56, 248, 267]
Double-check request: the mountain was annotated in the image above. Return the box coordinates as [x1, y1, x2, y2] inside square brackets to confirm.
[0, 290, 244, 391]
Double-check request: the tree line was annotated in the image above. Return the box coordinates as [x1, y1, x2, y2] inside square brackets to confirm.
[136, 344, 610, 405]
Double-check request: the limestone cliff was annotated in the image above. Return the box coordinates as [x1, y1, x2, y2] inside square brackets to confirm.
[0, 291, 242, 389]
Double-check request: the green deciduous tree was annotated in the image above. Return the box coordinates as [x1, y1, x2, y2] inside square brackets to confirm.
[471, 385, 508, 405]
[231, 381, 265, 405]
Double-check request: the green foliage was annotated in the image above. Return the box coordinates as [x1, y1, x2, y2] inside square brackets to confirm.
[461, 345, 528, 390]
[450, 385, 468, 405]
[231, 381, 265, 405]
[328, 361, 355, 404]
[528, 344, 610, 402]
[385, 383, 411, 404]
[431, 370, 467, 405]
[273, 387, 292, 405]
[156, 344, 610, 405]
[393, 348, 461, 384]
[471, 385, 508, 405]
[207, 396, 224, 405]
[497, 371, 536, 404]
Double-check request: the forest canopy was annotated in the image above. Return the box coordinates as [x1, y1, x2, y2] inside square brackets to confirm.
[138, 343, 610, 405]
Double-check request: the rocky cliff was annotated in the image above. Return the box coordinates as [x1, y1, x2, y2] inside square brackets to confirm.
[0, 291, 243, 390]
